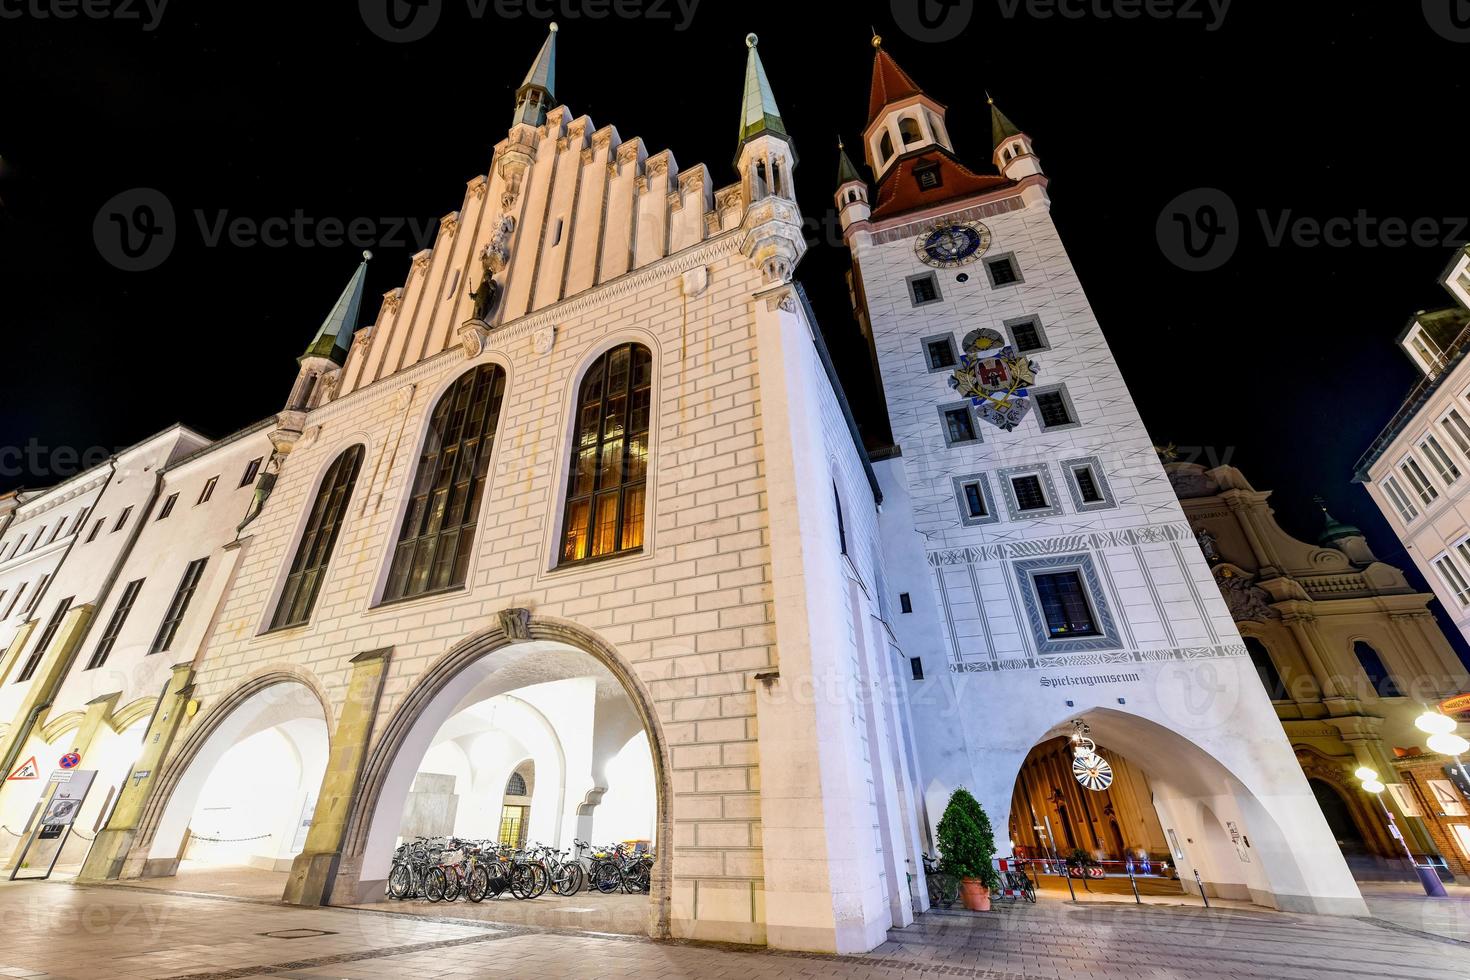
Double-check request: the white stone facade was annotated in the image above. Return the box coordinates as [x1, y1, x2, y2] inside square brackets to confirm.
[850, 52, 1366, 915]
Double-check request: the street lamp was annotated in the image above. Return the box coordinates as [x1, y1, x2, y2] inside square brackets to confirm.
[1415, 710, 1470, 785]
[1354, 767, 1446, 897]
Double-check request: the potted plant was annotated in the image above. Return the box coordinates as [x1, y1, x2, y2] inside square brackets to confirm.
[935, 787, 1000, 911]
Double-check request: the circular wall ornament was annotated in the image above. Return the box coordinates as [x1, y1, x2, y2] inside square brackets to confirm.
[915, 221, 992, 268]
[1073, 752, 1114, 792]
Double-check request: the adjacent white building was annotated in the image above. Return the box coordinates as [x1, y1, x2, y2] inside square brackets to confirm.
[0, 24, 1371, 952]
[1358, 245, 1470, 649]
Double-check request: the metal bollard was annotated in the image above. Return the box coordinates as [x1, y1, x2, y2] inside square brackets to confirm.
[1192, 868, 1210, 908]
[1128, 867, 1141, 905]
[1064, 864, 1077, 901]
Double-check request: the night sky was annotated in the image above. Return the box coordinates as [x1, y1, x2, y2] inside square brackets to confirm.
[3, 1, 1468, 649]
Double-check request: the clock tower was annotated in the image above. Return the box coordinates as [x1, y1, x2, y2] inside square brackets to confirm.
[848, 35, 1369, 916]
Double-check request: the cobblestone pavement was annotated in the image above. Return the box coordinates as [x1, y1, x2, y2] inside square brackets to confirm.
[0, 878, 1465, 980]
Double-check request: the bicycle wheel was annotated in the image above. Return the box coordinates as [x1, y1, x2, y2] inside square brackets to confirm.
[590, 860, 621, 894]
[443, 867, 462, 902]
[387, 863, 411, 900]
[510, 865, 537, 900]
[425, 867, 447, 903]
[1021, 875, 1036, 903]
[557, 863, 584, 897]
[529, 863, 549, 898]
[466, 865, 490, 903]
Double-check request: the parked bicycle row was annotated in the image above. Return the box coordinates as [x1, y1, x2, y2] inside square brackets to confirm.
[386, 836, 654, 903]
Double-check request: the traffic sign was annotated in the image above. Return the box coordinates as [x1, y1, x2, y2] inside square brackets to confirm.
[58, 752, 80, 770]
[6, 757, 38, 781]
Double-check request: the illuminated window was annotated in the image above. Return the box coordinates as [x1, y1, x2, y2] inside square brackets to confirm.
[560, 344, 652, 565]
[271, 446, 363, 629]
[150, 558, 207, 654]
[385, 366, 506, 601]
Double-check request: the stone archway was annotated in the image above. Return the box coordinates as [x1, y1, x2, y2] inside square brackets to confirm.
[125, 670, 333, 882]
[1295, 747, 1398, 871]
[987, 707, 1366, 914]
[334, 612, 673, 938]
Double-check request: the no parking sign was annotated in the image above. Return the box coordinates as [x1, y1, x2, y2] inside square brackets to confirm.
[59, 752, 81, 770]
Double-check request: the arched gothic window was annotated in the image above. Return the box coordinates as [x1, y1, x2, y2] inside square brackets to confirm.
[561, 344, 651, 564]
[505, 771, 528, 796]
[1353, 640, 1401, 697]
[384, 365, 507, 601]
[270, 445, 364, 630]
[899, 116, 923, 144]
[1243, 636, 1288, 700]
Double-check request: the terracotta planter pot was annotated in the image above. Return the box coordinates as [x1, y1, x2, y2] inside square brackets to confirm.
[958, 877, 992, 911]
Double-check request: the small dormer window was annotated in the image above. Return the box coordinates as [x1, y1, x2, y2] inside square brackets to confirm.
[914, 164, 942, 191]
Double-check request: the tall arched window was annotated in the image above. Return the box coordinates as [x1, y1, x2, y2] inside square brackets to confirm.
[561, 343, 651, 564]
[384, 364, 507, 601]
[1353, 640, 1401, 697]
[879, 131, 895, 161]
[899, 116, 923, 144]
[271, 445, 364, 629]
[1243, 636, 1288, 700]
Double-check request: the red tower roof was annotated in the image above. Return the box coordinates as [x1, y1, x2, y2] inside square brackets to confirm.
[868, 46, 927, 125]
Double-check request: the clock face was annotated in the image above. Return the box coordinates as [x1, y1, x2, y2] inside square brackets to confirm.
[915, 221, 991, 268]
[1073, 752, 1114, 792]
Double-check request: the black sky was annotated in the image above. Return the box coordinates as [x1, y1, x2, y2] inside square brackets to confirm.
[2, 1, 1468, 651]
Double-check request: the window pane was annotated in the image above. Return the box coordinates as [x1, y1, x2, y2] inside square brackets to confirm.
[1013, 476, 1048, 511]
[558, 345, 651, 565]
[383, 366, 505, 602]
[1035, 571, 1098, 637]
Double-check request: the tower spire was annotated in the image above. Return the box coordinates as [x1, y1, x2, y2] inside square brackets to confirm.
[301, 251, 371, 365]
[867, 39, 925, 126]
[736, 33, 790, 159]
[512, 22, 558, 128]
[836, 137, 862, 186]
[989, 92, 1023, 153]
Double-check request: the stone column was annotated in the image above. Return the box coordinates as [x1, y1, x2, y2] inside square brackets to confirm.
[284, 647, 391, 907]
[1223, 494, 1281, 578]
[1281, 612, 1349, 703]
[78, 664, 194, 882]
[4, 693, 120, 867]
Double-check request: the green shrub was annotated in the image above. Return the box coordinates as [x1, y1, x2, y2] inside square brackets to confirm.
[935, 787, 1000, 891]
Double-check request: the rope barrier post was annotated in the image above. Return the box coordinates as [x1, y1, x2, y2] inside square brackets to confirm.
[1193, 868, 1209, 908]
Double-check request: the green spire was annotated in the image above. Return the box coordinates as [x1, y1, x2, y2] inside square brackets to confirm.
[736, 33, 788, 153]
[1314, 496, 1363, 547]
[301, 251, 370, 365]
[513, 22, 558, 128]
[989, 92, 1023, 151]
[836, 137, 863, 186]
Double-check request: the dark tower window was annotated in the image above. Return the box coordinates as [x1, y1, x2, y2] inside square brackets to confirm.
[271, 445, 364, 629]
[1353, 641, 1401, 697]
[914, 164, 942, 190]
[1033, 571, 1098, 638]
[879, 132, 894, 161]
[899, 116, 923, 145]
[1244, 636, 1288, 700]
[561, 344, 651, 564]
[386, 365, 507, 600]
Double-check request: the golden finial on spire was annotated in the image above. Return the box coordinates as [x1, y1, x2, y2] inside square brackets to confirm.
[986, 90, 995, 106]
[871, 27, 882, 48]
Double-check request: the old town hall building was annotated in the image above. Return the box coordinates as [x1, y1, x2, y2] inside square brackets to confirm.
[0, 26, 1370, 952]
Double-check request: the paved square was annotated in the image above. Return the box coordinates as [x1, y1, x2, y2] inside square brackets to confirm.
[0, 878, 1463, 979]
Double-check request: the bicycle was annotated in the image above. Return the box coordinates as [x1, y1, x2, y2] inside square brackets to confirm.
[922, 852, 958, 910]
[1002, 861, 1036, 903]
